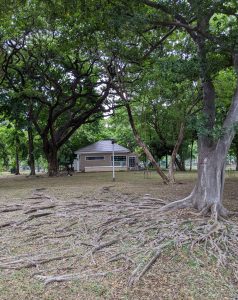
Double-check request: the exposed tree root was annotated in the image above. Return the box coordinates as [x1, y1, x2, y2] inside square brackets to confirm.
[92, 238, 120, 254]
[0, 253, 76, 270]
[36, 268, 124, 285]
[0, 189, 237, 288]
[159, 193, 232, 220]
[159, 195, 193, 212]
[128, 245, 168, 287]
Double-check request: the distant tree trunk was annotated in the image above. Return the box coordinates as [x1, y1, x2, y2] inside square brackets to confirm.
[168, 122, 185, 183]
[126, 103, 169, 184]
[15, 135, 20, 175]
[27, 124, 36, 175]
[36, 160, 41, 173]
[190, 140, 194, 171]
[175, 157, 185, 171]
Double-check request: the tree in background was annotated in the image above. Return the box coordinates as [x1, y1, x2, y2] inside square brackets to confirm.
[0, 2, 115, 176]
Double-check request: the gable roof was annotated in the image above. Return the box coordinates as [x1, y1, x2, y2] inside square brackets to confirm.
[75, 140, 130, 154]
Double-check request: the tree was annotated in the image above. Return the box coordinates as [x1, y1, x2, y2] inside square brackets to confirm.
[132, 62, 202, 181]
[110, 62, 170, 183]
[139, 0, 238, 217]
[91, 0, 238, 214]
[1, 4, 114, 176]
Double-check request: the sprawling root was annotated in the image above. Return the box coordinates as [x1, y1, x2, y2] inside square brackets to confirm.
[0, 189, 237, 286]
[159, 194, 193, 212]
[160, 192, 230, 220]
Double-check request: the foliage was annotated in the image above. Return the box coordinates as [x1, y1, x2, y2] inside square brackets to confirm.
[0, 0, 238, 175]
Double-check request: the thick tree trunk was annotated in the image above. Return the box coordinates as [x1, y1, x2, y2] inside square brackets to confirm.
[43, 139, 59, 176]
[126, 104, 169, 184]
[27, 124, 36, 176]
[168, 122, 185, 183]
[190, 143, 228, 217]
[160, 142, 229, 217]
[46, 149, 59, 177]
[161, 78, 238, 217]
[195, 74, 238, 215]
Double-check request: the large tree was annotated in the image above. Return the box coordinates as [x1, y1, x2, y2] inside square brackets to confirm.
[1, 3, 114, 176]
[92, 0, 238, 216]
[138, 0, 238, 218]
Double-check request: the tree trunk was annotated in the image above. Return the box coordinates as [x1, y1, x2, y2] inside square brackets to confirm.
[15, 135, 20, 175]
[36, 160, 41, 173]
[46, 149, 59, 177]
[168, 122, 185, 183]
[190, 142, 227, 217]
[126, 103, 169, 184]
[15, 148, 20, 175]
[161, 77, 238, 217]
[165, 154, 168, 169]
[175, 157, 185, 171]
[190, 140, 194, 171]
[43, 139, 59, 176]
[192, 76, 238, 216]
[27, 124, 36, 176]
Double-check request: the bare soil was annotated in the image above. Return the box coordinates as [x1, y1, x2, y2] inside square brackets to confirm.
[0, 171, 237, 300]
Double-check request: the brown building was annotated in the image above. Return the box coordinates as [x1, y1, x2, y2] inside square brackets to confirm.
[73, 140, 138, 172]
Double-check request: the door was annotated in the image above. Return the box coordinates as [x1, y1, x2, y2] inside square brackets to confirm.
[129, 157, 136, 168]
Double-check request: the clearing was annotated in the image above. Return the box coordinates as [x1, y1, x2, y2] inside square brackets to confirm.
[0, 171, 237, 300]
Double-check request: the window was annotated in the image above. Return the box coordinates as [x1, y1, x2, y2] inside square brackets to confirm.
[86, 156, 104, 160]
[111, 155, 126, 166]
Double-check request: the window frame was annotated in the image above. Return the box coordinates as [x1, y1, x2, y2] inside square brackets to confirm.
[85, 156, 105, 161]
[111, 155, 127, 166]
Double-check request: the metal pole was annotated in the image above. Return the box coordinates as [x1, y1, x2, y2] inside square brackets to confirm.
[112, 140, 115, 181]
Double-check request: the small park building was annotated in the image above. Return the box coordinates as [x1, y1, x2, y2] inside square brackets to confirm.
[73, 140, 138, 172]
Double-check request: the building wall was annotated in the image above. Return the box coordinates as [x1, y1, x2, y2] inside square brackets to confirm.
[74, 152, 138, 172]
[84, 166, 127, 172]
[80, 153, 108, 171]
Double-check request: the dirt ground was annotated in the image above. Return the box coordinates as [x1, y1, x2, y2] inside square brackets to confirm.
[0, 171, 237, 300]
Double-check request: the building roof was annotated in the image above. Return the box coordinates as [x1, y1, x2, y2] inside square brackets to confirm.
[75, 140, 130, 154]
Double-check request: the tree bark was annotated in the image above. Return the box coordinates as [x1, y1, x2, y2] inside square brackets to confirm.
[46, 149, 59, 177]
[190, 144, 227, 217]
[168, 122, 185, 183]
[27, 124, 36, 176]
[43, 140, 59, 177]
[126, 103, 169, 184]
